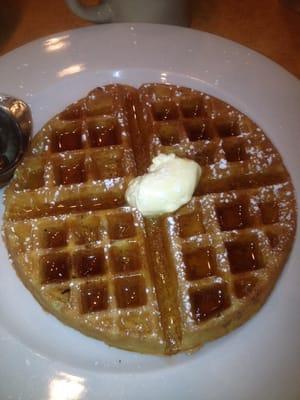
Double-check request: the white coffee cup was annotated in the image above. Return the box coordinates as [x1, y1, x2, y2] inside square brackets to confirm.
[65, 0, 189, 26]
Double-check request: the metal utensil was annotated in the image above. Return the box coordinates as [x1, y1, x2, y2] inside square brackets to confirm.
[0, 94, 32, 187]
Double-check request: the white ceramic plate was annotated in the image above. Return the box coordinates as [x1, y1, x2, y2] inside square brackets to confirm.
[0, 24, 299, 400]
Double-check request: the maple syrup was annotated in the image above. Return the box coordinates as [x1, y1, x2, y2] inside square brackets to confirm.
[41, 226, 67, 248]
[74, 248, 105, 277]
[56, 160, 86, 185]
[110, 242, 141, 274]
[216, 120, 239, 137]
[41, 253, 70, 284]
[177, 212, 205, 237]
[190, 284, 230, 322]
[185, 119, 212, 141]
[81, 283, 108, 313]
[180, 97, 203, 118]
[158, 124, 181, 146]
[80, 192, 125, 212]
[223, 142, 248, 162]
[114, 276, 147, 308]
[226, 239, 263, 273]
[183, 247, 216, 280]
[217, 202, 249, 231]
[259, 202, 279, 224]
[56, 130, 83, 152]
[73, 216, 101, 244]
[88, 119, 120, 147]
[107, 213, 136, 240]
[152, 101, 179, 121]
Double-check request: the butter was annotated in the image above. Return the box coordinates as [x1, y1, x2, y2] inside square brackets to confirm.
[125, 154, 201, 217]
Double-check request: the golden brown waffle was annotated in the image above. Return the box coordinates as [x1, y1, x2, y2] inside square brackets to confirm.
[3, 83, 296, 355]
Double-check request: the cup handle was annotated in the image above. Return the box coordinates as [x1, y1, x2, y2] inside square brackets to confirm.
[65, 0, 113, 23]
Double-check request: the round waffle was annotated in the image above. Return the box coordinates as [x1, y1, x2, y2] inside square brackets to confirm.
[3, 84, 296, 355]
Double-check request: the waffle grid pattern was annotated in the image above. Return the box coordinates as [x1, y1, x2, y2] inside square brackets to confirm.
[3, 83, 296, 354]
[136, 84, 295, 348]
[166, 181, 293, 331]
[138, 84, 287, 195]
[7, 207, 161, 339]
[6, 86, 138, 221]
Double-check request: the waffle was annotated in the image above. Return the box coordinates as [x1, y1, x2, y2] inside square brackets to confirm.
[3, 83, 296, 355]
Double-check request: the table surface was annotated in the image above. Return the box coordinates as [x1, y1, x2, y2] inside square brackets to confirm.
[0, 0, 299, 78]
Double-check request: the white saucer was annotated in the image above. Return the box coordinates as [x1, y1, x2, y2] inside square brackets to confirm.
[0, 23, 299, 400]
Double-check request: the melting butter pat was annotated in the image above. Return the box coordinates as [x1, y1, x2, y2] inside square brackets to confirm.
[125, 154, 201, 217]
